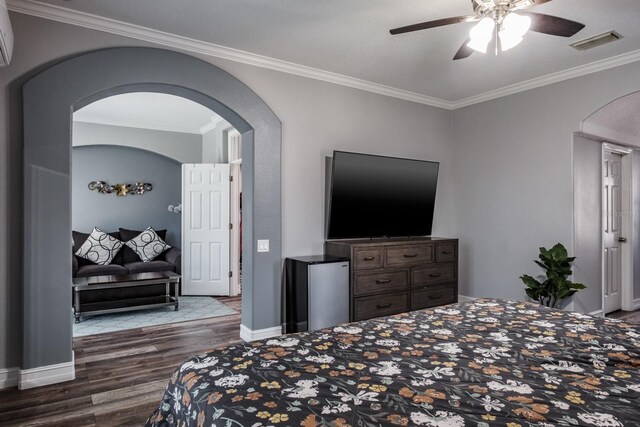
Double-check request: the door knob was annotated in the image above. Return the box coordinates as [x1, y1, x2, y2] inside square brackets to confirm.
[619, 237, 628, 243]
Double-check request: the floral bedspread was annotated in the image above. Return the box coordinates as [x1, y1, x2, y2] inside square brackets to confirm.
[146, 299, 640, 426]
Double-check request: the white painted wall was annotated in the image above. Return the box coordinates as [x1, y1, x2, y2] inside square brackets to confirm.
[73, 121, 203, 164]
[202, 119, 232, 163]
[452, 62, 640, 302]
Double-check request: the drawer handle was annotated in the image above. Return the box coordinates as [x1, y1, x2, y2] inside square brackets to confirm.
[428, 294, 442, 300]
[403, 253, 418, 258]
[363, 256, 375, 261]
[376, 303, 392, 309]
[441, 250, 452, 255]
[428, 273, 442, 278]
[375, 279, 391, 284]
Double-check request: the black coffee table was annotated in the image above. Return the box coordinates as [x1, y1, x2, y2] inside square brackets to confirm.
[72, 271, 180, 323]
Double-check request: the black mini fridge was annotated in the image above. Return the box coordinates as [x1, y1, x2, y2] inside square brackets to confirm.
[283, 256, 349, 333]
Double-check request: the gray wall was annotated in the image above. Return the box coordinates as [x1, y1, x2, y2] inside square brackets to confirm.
[572, 135, 602, 313]
[452, 62, 640, 304]
[202, 119, 232, 163]
[73, 121, 203, 164]
[72, 145, 182, 246]
[1, 13, 452, 371]
[4, 10, 640, 373]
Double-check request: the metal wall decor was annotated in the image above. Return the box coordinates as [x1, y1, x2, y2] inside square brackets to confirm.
[88, 181, 153, 197]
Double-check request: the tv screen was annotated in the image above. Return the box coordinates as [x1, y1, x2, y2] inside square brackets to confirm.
[327, 151, 439, 239]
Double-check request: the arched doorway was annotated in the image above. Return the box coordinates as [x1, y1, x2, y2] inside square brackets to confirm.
[21, 47, 281, 386]
[573, 90, 640, 317]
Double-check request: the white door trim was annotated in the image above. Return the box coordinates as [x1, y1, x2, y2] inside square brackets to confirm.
[229, 162, 242, 296]
[601, 143, 634, 314]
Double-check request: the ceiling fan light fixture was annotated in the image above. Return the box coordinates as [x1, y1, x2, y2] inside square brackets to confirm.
[467, 17, 495, 53]
[499, 13, 531, 51]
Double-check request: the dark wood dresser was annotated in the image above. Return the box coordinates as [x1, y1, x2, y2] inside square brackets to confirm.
[325, 237, 458, 322]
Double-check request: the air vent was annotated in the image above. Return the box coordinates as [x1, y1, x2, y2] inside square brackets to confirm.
[570, 31, 622, 51]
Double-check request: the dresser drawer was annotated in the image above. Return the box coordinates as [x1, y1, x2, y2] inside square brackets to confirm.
[436, 243, 457, 262]
[354, 292, 409, 321]
[353, 248, 384, 270]
[411, 284, 456, 310]
[354, 270, 408, 296]
[385, 245, 433, 267]
[412, 263, 456, 286]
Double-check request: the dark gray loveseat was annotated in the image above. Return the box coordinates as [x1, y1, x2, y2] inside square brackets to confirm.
[72, 228, 181, 278]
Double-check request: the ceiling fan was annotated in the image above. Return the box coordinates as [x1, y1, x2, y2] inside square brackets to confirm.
[390, 0, 586, 60]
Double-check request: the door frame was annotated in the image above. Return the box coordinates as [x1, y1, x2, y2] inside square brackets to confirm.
[228, 129, 243, 296]
[601, 142, 634, 314]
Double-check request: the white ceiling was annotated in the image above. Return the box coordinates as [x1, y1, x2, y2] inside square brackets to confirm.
[73, 92, 222, 134]
[23, 0, 640, 104]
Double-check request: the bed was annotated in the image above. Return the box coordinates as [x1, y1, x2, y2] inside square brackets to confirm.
[146, 299, 640, 426]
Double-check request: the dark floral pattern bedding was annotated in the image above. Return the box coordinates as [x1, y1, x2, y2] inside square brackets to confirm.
[146, 299, 640, 426]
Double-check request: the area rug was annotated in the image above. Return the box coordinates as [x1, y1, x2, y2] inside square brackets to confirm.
[73, 297, 237, 337]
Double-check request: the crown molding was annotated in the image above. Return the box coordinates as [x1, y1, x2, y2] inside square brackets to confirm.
[450, 49, 640, 109]
[7, 0, 640, 110]
[6, 0, 452, 109]
[199, 115, 225, 134]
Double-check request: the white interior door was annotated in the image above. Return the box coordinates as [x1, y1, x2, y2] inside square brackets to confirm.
[182, 164, 230, 296]
[603, 151, 623, 314]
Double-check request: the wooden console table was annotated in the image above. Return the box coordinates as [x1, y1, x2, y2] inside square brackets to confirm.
[72, 271, 180, 323]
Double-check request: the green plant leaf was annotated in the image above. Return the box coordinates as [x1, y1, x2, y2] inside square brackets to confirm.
[520, 275, 541, 288]
[521, 243, 585, 307]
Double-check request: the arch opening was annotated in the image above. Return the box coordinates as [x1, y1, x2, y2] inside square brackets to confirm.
[22, 47, 281, 381]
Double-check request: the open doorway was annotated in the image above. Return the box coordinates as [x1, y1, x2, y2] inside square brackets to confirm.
[601, 143, 633, 316]
[71, 92, 242, 337]
[22, 47, 281, 388]
[573, 90, 640, 322]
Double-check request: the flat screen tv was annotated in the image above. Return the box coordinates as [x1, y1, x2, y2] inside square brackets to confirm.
[326, 151, 439, 239]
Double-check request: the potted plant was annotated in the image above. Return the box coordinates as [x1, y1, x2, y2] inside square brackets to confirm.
[520, 243, 586, 308]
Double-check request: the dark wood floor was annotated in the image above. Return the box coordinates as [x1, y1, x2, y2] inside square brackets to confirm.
[0, 296, 242, 427]
[607, 308, 640, 323]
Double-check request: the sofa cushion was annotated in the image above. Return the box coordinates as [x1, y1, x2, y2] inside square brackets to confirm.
[125, 227, 171, 262]
[73, 230, 123, 266]
[124, 260, 175, 274]
[76, 263, 129, 277]
[75, 227, 124, 265]
[119, 228, 168, 263]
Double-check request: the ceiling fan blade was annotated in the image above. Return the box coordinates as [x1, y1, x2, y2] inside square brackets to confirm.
[390, 16, 479, 35]
[521, 12, 585, 37]
[453, 38, 474, 60]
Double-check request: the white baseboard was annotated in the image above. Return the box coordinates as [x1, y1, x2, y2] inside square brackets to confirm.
[633, 298, 640, 311]
[240, 324, 282, 342]
[589, 309, 604, 317]
[18, 360, 75, 390]
[457, 295, 478, 303]
[0, 367, 19, 389]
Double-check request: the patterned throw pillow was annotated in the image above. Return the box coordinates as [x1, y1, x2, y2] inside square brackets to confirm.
[125, 227, 171, 262]
[75, 227, 124, 265]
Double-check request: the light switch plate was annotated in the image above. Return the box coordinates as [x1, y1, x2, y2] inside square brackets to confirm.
[257, 239, 270, 252]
